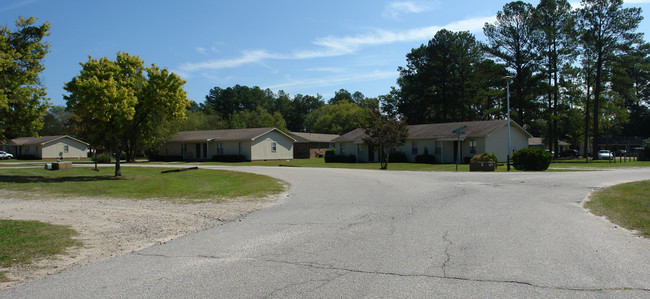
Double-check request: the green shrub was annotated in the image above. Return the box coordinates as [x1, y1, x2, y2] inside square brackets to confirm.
[415, 148, 436, 164]
[512, 148, 552, 171]
[92, 153, 112, 163]
[149, 155, 183, 162]
[213, 154, 247, 162]
[470, 153, 498, 164]
[17, 154, 38, 160]
[324, 149, 336, 162]
[325, 154, 357, 163]
[324, 149, 356, 163]
[388, 151, 407, 163]
[145, 145, 161, 161]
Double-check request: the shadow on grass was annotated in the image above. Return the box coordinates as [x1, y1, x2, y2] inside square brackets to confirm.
[0, 175, 120, 184]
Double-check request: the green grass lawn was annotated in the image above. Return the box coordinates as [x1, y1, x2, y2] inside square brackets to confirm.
[0, 166, 286, 202]
[0, 219, 80, 282]
[585, 180, 650, 237]
[550, 158, 650, 168]
[189, 158, 478, 171]
[177, 158, 612, 172]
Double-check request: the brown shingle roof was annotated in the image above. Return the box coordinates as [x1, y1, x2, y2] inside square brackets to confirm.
[334, 120, 531, 142]
[529, 137, 569, 146]
[8, 135, 89, 146]
[408, 120, 509, 140]
[333, 128, 367, 143]
[288, 132, 339, 143]
[167, 128, 295, 142]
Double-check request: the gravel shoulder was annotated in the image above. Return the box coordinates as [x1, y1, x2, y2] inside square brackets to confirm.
[0, 189, 287, 290]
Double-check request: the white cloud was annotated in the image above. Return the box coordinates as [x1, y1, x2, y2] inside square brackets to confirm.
[313, 16, 493, 52]
[179, 15, 494, 74]
[264, 70, 399, 91]
[0, 0, 38, 12]
[383, 1, 431, 19]
[179, 50, 281, 73]
[625, 0, 650, 3]
[307, 67, 347, 73]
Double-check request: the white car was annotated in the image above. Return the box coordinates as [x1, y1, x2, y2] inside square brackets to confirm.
[597, 150, 613, 160]
[0, 151, 13, 159]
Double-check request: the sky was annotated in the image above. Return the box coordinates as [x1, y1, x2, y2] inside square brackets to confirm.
[3, 0, 650, 107]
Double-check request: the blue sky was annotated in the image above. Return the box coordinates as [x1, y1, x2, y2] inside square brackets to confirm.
[3, 0, 650, 106]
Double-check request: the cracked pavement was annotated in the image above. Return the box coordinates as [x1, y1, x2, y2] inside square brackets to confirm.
[2, 166, 650, 298]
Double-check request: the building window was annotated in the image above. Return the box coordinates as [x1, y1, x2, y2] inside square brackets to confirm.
[357, 144, 363, 153]
[64, 145, 69, 153]
[271, 142, 277, 152]
[340, 143, 345, 155]
[203, 143, 207, 159]
[217, 142, 224, 155]
[435, 141, 442, 155]
[469, 140, 477, 154]
[238, 142, 242, 154]
[412, 141, 418, 155]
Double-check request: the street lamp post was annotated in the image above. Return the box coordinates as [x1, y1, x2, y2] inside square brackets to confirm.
[505, 76, 513, 171]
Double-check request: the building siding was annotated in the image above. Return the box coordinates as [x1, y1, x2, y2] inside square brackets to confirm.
[251, 131, 293, 160]
[333, 121, 531, 164]
[41, 139, 88, 159]
[485, 126, 529, 162]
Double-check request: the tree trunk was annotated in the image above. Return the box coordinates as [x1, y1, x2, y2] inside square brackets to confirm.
[115, 145, 122, 177]
[380, 148, 388, 170]
[553, 56, 559, 158]
[546, 72, 553, 154]
[592, 53, 603, 160]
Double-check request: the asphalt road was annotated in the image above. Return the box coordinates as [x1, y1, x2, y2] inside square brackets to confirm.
[2, 166, 650, 298]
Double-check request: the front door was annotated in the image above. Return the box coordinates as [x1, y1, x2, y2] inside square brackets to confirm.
[453, 141, 462, 163]
[196, 144, 201, 160]
[368, 145, 375, 162]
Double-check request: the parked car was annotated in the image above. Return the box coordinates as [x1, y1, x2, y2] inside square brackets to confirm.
[597, 150, 613, 160]
[0, 151, 13, 159]
[616, 149, 628, 156]
[559, 149, 579, 158]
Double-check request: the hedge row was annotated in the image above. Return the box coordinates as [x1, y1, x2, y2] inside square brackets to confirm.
[212, 154, 247, 162]
[324, 149, 356, 163]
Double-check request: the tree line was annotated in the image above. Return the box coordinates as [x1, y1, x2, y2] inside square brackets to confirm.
[4, 0, 650, 169]
[395, 0, 649, 158]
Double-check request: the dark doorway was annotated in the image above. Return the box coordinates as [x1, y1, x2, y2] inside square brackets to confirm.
[453, 141, 462, 163]
[368, 145, 375, 162]
[195, 144, 200, 160]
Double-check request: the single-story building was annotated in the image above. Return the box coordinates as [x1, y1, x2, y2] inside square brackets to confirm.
[333, 120, 532, 163]
[159, 127, 295, 161]
[288, 132, 338, 159]
[6, 135, 89, 160]
[528, 137, 570, 154]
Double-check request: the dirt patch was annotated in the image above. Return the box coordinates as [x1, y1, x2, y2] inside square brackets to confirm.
[0, 189, 287, 290]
